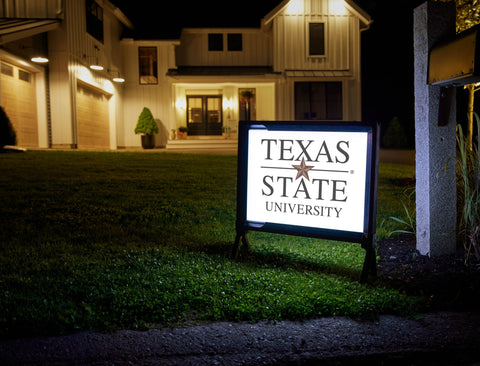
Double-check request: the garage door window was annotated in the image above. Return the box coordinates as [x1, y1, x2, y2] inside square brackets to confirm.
[18, 69, 31, 83]
[1, 62, 13, 77]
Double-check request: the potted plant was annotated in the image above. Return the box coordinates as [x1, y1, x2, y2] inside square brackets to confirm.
[222, 126, 231, 139]
[135, 107, 159, 149]
[177, 126, 188, 139]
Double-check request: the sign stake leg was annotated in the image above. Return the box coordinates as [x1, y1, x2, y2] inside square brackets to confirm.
[232, 231, 250, 261]
[360, 238, 377, 283]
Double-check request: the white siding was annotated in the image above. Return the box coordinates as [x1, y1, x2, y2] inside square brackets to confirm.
[270, 0, 364, 121]
[120, 40, 179, 147]
[272, 0, 359, 72]
[48, 0, 127, 148]
[176, 28, 272, 67]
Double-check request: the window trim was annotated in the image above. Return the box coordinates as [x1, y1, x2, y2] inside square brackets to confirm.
[307, 21, 326, 58]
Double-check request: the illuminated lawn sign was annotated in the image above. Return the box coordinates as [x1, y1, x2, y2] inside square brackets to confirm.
[234, 121, 380, 282]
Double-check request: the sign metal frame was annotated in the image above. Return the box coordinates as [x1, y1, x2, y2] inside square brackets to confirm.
[234, 121, 380, 282]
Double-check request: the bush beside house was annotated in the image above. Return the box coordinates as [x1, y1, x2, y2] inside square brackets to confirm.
[0, 106, 16, 150]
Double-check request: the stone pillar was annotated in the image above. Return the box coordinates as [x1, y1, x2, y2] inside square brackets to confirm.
[414, 1, 457, 256]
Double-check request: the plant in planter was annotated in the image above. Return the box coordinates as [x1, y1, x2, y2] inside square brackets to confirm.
[222, 126, 231, 139]
[177, 126, 188, 139]
[135, 107, 159, 149]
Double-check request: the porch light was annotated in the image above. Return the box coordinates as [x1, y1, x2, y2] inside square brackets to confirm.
[175, 98, 186, 110]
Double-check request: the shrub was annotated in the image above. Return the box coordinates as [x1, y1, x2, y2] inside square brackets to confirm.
[0, 106, 16, 148]
[382, 116, 408, 149]
[456, 113, 480, 264]
[134, 107, 159, 135]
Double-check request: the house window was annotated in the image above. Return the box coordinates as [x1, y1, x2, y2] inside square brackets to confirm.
[86, 0, 103, 42]
[227, 33, 242, 51]
[309, 22, 325, 56]
[295, 82, 342, 120]
[138, 47, 158, 84]
[208, 33, 223, 51]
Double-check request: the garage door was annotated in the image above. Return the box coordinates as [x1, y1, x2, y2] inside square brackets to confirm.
[76, 83, 110, 149]
[0, 61, 38, 147]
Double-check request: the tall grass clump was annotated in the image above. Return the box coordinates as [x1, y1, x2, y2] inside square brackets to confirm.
[388, 187, 416, 237]
[456, 113, 480, 264]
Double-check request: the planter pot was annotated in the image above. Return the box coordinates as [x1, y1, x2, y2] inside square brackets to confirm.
[141, 134, 155, 149]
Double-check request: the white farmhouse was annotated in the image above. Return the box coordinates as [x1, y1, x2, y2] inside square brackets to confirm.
[0, 0, 371, 150]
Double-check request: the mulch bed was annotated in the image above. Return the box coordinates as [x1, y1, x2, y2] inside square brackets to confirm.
[376, 233, 480, 311]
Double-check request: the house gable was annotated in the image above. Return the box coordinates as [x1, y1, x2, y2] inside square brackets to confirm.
[262, 0, 372, 30]
[260, 0, 371, 73]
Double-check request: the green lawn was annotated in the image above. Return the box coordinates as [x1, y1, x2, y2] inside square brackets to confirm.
[0, 151, 416, 338]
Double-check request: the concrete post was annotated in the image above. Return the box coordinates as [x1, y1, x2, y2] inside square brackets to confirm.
[414, 1, 457, 256]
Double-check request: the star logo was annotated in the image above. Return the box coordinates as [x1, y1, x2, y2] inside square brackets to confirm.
[292, 158, 314, 181]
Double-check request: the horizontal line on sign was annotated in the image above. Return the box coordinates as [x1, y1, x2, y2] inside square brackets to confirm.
[260, 166, 350, 173]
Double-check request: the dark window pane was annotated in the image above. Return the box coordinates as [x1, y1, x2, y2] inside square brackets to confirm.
[309, 23, 325, 56]
[138, 47, 158, 84]
[310, 82, 327, 119]
[208, 33, 223, 51]
[295, 82, 342, 120]
[326, 82, 343, 119]
[228, 33, 242, 51]
[86, 0, 103, 42]
[294, 83, 311, 120]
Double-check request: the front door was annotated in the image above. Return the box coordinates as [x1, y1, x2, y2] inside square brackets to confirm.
[187, 95, 222, 136]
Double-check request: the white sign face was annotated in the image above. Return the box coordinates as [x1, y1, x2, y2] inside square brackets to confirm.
[246, 129, 369, 233]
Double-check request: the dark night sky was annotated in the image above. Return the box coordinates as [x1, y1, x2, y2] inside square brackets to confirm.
[112, 0, 432, 141]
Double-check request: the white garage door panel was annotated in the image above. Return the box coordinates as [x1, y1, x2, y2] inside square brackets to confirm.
[76, 84, 109, 149]
[0, 61, 38, 147]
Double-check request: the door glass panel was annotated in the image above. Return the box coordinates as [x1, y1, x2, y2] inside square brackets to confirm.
[188, 97, 203, 123]
[207, 97, 221, 123]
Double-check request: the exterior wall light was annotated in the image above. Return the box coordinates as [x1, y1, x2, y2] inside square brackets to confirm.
[31, 56, 49, 63]
[90, 63, 104, 71]
[90, 45, 104, 70]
